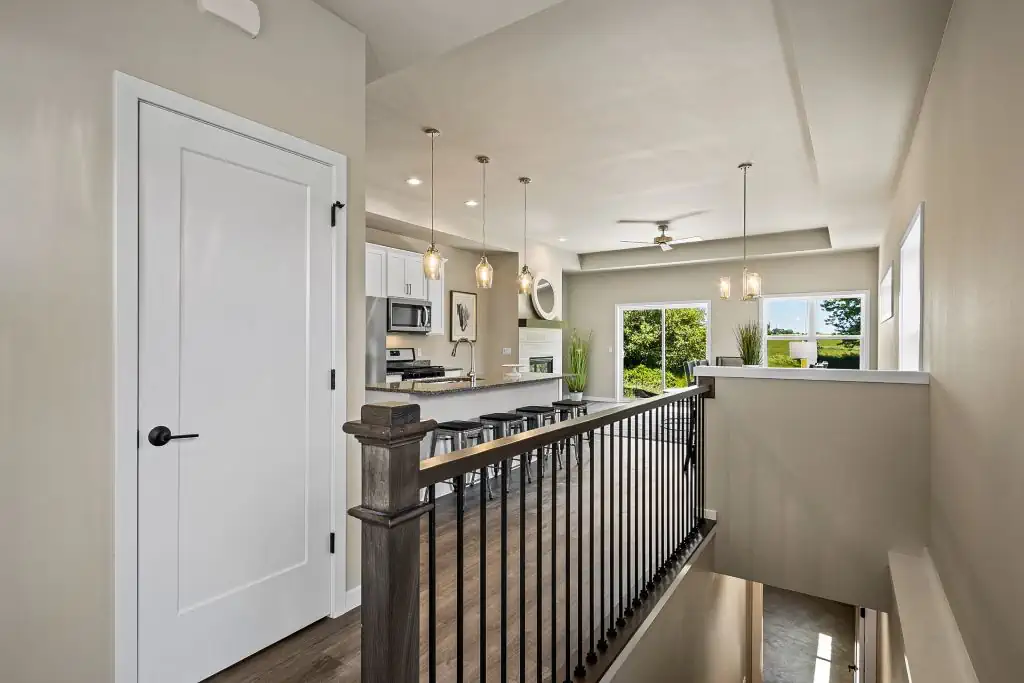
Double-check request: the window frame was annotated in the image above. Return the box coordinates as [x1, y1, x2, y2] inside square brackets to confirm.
[898, 203, 924, 371]
[760, 290, 870, 370]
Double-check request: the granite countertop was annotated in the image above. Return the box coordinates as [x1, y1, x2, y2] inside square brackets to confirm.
[366, 373, 567, 395]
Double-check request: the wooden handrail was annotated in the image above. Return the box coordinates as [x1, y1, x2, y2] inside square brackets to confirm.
[419, 383, 709, 487]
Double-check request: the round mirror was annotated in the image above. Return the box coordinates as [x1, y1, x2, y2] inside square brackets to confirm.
[530, 273, 560, 320]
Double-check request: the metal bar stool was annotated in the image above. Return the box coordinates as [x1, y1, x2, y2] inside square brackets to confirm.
[429, 420, 495, 498]
[480, 412, 531, 488]
[552, 398, 590, 465]
[515, 405, 562, 475]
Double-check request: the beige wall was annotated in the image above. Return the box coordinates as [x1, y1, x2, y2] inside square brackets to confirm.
[705, 377, 930, 611]
[875, 0, 1023, 679]
[565, 249, 879, 398]
[605, 537, 752, 683]
[0, 2, 365, 681]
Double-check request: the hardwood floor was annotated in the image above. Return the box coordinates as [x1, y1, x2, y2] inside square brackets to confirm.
[208, 416, 697, 683]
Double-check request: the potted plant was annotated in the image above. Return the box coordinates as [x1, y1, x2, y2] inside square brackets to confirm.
[566, 328, 592, 401]
[734, 320, 763, 366]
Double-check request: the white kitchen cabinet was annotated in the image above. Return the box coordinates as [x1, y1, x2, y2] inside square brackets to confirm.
[367, 243, 444, 335]
[365, 244, 388, 298]
[386, 250, 427, 299]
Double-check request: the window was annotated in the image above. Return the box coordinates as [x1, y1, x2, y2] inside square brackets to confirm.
[763, 292, 867, 369]
[899, 205, 923, 370]
[617, 302, 709, 399]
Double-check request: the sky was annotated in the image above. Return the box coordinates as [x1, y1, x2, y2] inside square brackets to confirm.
[765, 298, 853, 335]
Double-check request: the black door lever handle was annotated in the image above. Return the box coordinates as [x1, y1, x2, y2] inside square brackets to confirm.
[148, 426, 199, 447]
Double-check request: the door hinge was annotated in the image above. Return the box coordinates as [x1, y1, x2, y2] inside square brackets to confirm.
[331, 369, 336, 390]
[329, 532, 336, 554]
[331, 201, 345, 227]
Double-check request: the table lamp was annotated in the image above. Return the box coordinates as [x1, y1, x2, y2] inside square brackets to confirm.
[789, 341, 817, 368]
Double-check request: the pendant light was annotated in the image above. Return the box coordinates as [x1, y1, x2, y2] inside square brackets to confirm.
[720, 162, 762, 300]
[474, 155, 494, 289]
[517, 176, 534, 294]
[421, 127, 443, 280]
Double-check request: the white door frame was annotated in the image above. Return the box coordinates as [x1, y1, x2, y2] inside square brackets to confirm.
[614, 300, 712, 401]
[113, 72, 347, 683]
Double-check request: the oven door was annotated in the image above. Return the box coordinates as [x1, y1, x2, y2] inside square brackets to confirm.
[388, 297, 432, 333]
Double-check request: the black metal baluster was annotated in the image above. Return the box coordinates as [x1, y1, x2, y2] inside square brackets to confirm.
[610, 421, 620, 637]
[625, 414, 634, 618]
[480, 468, 487, 682]
[639, 410, 649, 601]
[616, 418, 625, 630]
[551, 438, 558, 683]
[457, 474, 465, 683]
[576, 430, 586, 677]
[566, 435, 573, 682]
[501, 460, 510, 683]
[700, 395, 706, 530]
[633, 413, 642, 610]
[658, 404, 665, 579]
[536, 446, 543, 683]
[520, 451, 527, 683]
[596, 424, 607, 655]
[428, 484, 437, 683]
[649, 407, 657, 586]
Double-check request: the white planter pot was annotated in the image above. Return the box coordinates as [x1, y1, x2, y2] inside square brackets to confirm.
[568, 391, 584, 402]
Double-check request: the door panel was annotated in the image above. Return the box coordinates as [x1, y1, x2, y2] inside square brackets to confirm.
[366, 245, 387, 298]
[138, 103, 333, 682]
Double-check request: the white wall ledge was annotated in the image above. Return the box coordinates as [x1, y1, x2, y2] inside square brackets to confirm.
[694, 366, 930, 385]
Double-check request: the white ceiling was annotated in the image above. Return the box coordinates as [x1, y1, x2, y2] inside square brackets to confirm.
[359, 0, 951, 255]
[314, 0, 567, 81]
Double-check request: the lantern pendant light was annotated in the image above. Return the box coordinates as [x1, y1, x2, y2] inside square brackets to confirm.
[421, 128, 443, 280]
[721, 162, 761, 300]
[517, 176, 534, 294]
[474, 155, 494, 289]
[738, 162, 762, 300]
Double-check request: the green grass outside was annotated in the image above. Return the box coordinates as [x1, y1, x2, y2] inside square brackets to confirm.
[767, 338, 861, 369]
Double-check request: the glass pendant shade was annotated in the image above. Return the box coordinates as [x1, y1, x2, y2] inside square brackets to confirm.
[719, 276, 732, 300]
[518, 265, 534, 294]
[476, 255, 494, 289]
[423, 244, 442, 280]
[742, 267, 762, 300]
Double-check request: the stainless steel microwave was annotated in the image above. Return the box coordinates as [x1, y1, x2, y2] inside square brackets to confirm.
[387, 297, 432, 334]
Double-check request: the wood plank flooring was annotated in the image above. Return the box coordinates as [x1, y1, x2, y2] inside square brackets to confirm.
[208, 417, 698, 683]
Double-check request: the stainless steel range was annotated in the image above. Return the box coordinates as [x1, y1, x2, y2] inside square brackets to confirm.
[385, 348, 446, 381]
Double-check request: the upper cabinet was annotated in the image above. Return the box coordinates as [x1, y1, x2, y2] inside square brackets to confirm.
[367, 243, 444, 335]
[386, 250, 427, 299]
[366, 244, 388, 299]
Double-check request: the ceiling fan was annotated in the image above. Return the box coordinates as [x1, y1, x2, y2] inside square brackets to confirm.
[617, 210, 709, 251]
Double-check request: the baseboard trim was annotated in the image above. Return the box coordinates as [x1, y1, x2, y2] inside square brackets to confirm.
[333, 585, 361, 617]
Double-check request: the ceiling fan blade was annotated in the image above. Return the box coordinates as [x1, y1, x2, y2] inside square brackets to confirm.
[659, 243, 673, 252]
[619, 240, 653, 245]
[666, 209, 710, 223]
[668, 236, 703, 245]
[616, 219, 660, 225]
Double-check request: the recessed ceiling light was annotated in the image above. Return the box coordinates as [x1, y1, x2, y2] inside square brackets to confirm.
[406, 177, 422, 186]
[558, 237, 568, 242]
[464, 199, 478, 207]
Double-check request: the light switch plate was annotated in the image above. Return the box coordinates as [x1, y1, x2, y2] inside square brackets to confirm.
[502, 347, 512, 355]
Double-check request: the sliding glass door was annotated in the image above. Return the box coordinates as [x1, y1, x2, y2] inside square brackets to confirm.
[618, 302, 709, 400]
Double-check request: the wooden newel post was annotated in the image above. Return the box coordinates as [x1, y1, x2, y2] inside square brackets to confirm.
[344, 402, 436, 683]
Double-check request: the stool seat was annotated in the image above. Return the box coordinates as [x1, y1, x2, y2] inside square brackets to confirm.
[516, 405, 555, 414]
[552, 399, 587, 408]
[480, 412, 525, 422]
[437, 420, 484, 431]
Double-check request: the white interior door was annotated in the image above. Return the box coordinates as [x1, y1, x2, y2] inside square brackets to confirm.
[137, 103, 334, 683]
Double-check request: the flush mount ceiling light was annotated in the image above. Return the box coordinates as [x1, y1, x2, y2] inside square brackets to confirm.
[421, 128, 442, 280]
[558, 237, 568, 242]
[517, 177, 534, 294]
[720, 162, 762, 301]
[406, 177, 422, 186]
[474, 155, 494, 289]
[464, 199, 478, 207]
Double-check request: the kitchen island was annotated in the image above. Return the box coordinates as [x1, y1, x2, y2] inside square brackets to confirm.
[365, 373, 567, 459]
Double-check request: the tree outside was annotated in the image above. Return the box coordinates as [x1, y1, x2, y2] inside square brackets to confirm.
[622, 306, 707, 397]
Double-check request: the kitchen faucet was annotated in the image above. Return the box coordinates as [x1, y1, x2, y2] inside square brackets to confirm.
[452, 337, 476, 379]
